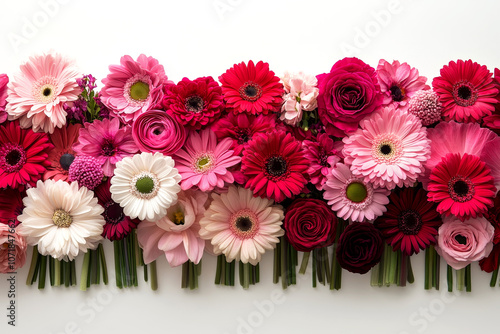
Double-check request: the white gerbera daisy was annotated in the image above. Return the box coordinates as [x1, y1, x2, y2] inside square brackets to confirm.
[17, 179, 105, 261]
[199, 185, 284, 265]
[110, 152, 181, 221]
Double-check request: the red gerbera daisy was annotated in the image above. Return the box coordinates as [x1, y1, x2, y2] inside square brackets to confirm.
[44, 123, 81, 181]
[374, 187, 442, 255]
[432, 59, 498, 123]
[241, 131, 308, 202]
[427, 153, 496, 221]
[219, 60, 283, 115]
[162, 76, 224, 130]
[0, 120, 52, 190]
[95, 179, 139, 241]
[0, 188, 24, 227]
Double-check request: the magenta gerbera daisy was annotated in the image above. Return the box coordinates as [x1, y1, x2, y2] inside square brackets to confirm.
[432, 59, 498, 123]
[101, 54, 168, 124]
[44, 123, 81, 181]
[219, 60, 284, 115]
[73, 117, 139, 177]
[174, 129, 241, 192]
[241, 131, 308, 203]
[376, 59, 429, 109]
[212, 113, 278, 156]
[0, 120, 52, 190]
[343, 106, 430, 190]
[6, 52, 81, 133]
[302, 133, 341, 190]
[374, 187, 442, 255]
[428, 153, 496, 221]
[323, 163, 390, 222]
[162, 76, 224, 130]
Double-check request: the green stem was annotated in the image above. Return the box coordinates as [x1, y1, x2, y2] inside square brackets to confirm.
[273, 247, 280, 284]
[189, 261, 196, 290]
[71, 260, 76, 286]
[280, 236, 287, 289]
[26, 246, 39, 285]
[215, 255, 222, 285]
[299, 252, 310, 275]
[113, 242, 122, 289]
[388, 246, 398, 285]
[38, 256, 47, 290]
[80, 252, 91, 291]
[312, 249, 317, 288]
[407, 257, 414, 284]
[424, 247, 431, 290]
[243, 263, 250, 290]
[457, 267, 464, 292]
[465, 264, 471, 292]
[370, 263, 381, 287]
[98, 244, 108, 285]
[181, 262, 188, 289]
[490, 267, 499, 287]
[65, 260, 71, 288]
[255, 263, 260, 283]
[49, 256, 54, 286]
[447, 265, 453, 292]
[54, 259, 61, 287]
[150, 260, 158, 291]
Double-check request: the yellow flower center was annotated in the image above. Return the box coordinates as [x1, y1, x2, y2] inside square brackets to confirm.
[173, 211, 184, 225]
[130, 81, 150, 101]
[52, 209, 73, 228]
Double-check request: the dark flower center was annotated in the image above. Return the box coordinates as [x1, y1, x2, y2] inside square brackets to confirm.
[6, 149, 22, 166]
[0, 144, 27, 173]
[185, 95, 204, 113]
[59, 153, 75, 171]
[397, 210, 423, 235]
[455, 234, 467, 245]
[452, 81, 478, 107]
[380, 144, 392, 155]
[239, 82, 263, 102]
[104, 201, 125, 225]
[236, 128, 252, 144]
[319, 149, 330, 167]
[43, 88, 52, 97]
[390, 85, 404, 102]
[101, 141, 116, 157]
[265, 156, 287, 177]
[457, 86, 471, 100]
[235, 216, 253, 232]
[153, 129, 162, 135]
[448, 176, 474, 202]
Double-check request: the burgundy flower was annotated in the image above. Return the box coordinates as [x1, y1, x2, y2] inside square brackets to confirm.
[480, 195, 500, 273]
[336, 222, 384, 274]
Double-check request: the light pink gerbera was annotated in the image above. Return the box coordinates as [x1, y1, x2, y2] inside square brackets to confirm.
[377, 59, 429, 109]
[323, 163, 390, 222]
[136, 190, 208, 266]
[6, 52, 81, 133]
[343, 106, 431, 190]
[174, 129, 241, 192]
[73, 117, 139, 177]
[101, 54, 169, 124]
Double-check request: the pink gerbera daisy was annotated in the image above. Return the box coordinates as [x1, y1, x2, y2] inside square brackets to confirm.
[219, 60, 284, 115]
[323, 163, 390, 222]
[377, 59, 429, 109]
[343, 106, 430, 190]
[241, 131, 309, 203]
[6, 52, 81, 133]
[432, 59, 498, 123]
[44, 123, 81, 181]
[211, 113, 278, 156]
[427, 153, 496, 221]
[73, 117, 139, 177]
[0, 120, 52, 190]
[174, 129, 241, 192]
[101, 54, 169, 124]
[302, 133, 341, 190]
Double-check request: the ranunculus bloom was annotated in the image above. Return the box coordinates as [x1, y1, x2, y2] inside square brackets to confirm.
[132, 110, 186, 156]
[0, 224, 27, 273]
[336, 222, 384, 274]
[317, 57, 383, 137]
[284, 198, 337, 252]
[435, 217, 494, 270]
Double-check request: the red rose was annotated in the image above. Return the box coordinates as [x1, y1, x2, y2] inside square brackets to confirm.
[284, 199, 337, 252]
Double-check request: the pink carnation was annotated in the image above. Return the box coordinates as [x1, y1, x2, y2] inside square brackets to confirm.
[435, 217, 494, 270]
[280, 71, 319, 126]
[0, 225, 27, 273]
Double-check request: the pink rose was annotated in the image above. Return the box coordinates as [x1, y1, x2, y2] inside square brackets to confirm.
[435, 217, 494, 270]
[0, 224, 27, 273]
[132, 110, 186, 156]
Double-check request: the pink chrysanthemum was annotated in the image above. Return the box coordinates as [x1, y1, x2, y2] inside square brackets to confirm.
[407, 89, 443, 126]
[162, 76, 224, 130]
[6, 53, 81, 133]
[323, 163, 390, 222]
[73, 117, 139, 177]
[432, 59, 498, 123]
[427, 153, 496, 221]
[219, 60, 284, 115]
[212, 113, 278, 156]
[69, 155, 104, 190]
[302, 133, 341, 190]
[101, 54, 169, 124]
[44, 123, 81, 181]
[174, 129, 241, 192]
[377, 59, 429, 109]
[422, 121, 500, 192]
[0, 74, 9, 124]
[343, 106, 430, 190]
[241, 131, 309, 203]
[0, 120, 52, 190]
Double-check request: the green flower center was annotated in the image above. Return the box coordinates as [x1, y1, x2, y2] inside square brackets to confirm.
[346, 182, 367, 203]
[135, 176, 155, 194]
[52, 209, 73, 228]
[130, 81, 150, 101]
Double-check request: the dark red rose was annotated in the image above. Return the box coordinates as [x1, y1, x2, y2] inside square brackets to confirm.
[480, 196, 500, 273]
[336, 222, 384, 274]
[284, 199, 337, 252]
[317, 57, 382, 137]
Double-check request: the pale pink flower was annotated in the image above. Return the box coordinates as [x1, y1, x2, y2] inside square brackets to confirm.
[136, 190, 208, 266]
[0, 225, 27, 273]
[6, 52, 81, 133]
[280, 71, 319, 126]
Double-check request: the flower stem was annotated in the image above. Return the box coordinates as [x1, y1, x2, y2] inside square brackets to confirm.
[243, 263, 250, 290]
[54, 259, 61, 287]
[299, 252, 310, 275]
[215, 255, 223, 285]
[113, 241, 122, 289]
[407, 257, 414, 284]
[38, 255, 47, 290]
[26, 246, 40, 285]
[49, 256, 54, 286]
[465, 264, 471, 292]
[80, 252, 91, 291]
[456, 267, 465, 292]
[181, 262, 189, 289]
[273, 246, 280, 284]
[370, 263, 381, 287]
[71, 260, 76, 286]
[312, 249, 317, 288]
[98, 244, 108, 285]
[490, 267, 499, 287]
[447, 265, 453, 292]
[189, 261, 196, 290]
[65, 260, 72, 288]
[150, 260, 158, 291]
[280, 236, 287, 289]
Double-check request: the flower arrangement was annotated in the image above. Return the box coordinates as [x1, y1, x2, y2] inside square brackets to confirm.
[2, 52, 500, 293]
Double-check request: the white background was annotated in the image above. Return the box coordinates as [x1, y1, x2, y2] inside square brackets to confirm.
[1, 0, 500, 333]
